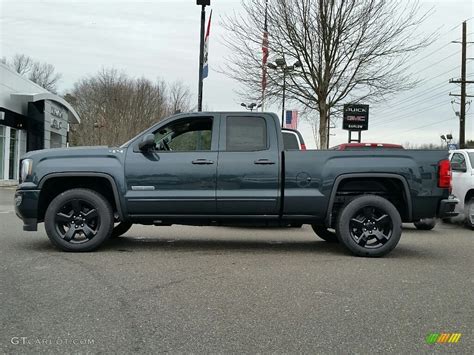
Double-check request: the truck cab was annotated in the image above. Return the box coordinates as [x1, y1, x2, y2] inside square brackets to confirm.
[449, 149, 474, 228]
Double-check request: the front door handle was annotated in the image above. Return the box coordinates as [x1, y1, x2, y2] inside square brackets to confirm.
[192, 159, 215, 165]
[254, 159, 275, 165]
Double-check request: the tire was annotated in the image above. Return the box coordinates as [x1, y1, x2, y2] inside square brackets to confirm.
[414, 218, 437, 230]
[111, 222, 133, 238]
[465, 198, 474, 229]
[311, 225, 339, 243]
[289, 223, 303, 228]
[336, 195, 402, 257]
[44, 188, 114, 252]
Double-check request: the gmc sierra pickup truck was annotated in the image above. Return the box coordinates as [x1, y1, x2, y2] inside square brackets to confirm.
[15, 112, 458, 257]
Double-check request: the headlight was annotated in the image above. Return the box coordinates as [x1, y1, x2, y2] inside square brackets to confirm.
[20, 159, 33, 183]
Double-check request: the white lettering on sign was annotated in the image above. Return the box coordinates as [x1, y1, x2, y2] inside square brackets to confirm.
[51, 106, 64, 118]
[51, 119, 63, 130]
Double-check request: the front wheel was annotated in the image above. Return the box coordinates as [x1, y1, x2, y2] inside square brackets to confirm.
[336, 195, 402, 257]
[111, 222, 133, 238]
[44, 188, 114, 252]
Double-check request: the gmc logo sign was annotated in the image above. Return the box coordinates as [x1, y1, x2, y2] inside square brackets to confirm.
[343, 104, 369, 131]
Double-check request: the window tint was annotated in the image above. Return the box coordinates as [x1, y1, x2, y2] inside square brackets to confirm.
[283, 131, 300, 150]
[450, 153, 466, 170]
[153, 117, 212, 151]
[226, 116, 267, 151]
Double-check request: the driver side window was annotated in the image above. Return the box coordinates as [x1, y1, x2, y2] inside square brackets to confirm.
[153, 117, 213, 152]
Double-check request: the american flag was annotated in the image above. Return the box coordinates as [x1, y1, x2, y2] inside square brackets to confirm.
[261, 0, 269, 97]
[285, 110, 299, 129]
[202, 10, 212, 79]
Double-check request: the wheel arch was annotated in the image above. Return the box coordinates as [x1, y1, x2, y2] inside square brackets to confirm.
[325, 173, 412, 227]
[37, 172, 124, 221]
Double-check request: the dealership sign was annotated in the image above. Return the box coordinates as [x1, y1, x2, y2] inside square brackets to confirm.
[343, 104, 369, 131]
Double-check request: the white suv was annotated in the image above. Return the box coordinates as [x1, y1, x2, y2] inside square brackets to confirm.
[449, 149, 474, 228]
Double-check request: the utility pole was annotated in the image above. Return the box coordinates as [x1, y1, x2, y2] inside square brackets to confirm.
[449, 21, 474, 149]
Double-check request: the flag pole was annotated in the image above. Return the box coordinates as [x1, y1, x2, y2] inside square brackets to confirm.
[197, 4, 206, 112]
[261, 0, 269, 112]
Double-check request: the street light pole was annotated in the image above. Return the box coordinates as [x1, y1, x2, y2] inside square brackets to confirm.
[197, 1, 210, 112]
[281, 69, 286, 128]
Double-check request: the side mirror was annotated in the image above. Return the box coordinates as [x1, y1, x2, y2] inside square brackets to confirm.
[450, 161, 467, 172]
[138, 134, 155, 151]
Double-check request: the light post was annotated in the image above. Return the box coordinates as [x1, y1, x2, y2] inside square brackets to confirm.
[440, 134, 453, 149]
[267, 58, 301, 127]
[196, 0, 210, 112]
[241, 103, 262, 112]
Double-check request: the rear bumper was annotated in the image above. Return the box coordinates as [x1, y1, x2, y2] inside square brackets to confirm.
[14, 189, 40, 231]
[437, 197, 459, 218]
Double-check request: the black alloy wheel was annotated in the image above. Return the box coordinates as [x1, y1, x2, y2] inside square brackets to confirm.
[337, 195, 402, 257]
[54, 199, 100, 243]
[45, 189, 114, 252]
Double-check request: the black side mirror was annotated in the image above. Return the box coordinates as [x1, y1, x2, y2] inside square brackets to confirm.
[450, 161, 467, 172]
[138, 134, 155, 151]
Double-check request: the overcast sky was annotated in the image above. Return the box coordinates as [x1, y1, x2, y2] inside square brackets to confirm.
[0, 0, 473, 147]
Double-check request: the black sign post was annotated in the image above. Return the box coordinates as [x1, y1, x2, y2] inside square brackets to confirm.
[343, 104, 369, 143]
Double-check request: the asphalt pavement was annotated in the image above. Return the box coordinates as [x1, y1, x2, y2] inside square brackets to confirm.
[0, 188, 472, 354]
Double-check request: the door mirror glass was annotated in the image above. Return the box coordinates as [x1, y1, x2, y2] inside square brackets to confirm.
[138, 134, 156, 151]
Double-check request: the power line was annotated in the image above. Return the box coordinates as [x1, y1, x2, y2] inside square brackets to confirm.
[381, 117, 457, 139]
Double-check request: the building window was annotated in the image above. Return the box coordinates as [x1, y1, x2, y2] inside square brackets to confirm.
[0, 126, 5, 179]
[8, 128, 19, 180]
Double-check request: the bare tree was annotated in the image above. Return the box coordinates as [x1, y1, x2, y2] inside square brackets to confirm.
[7, 54, 62, 93]
[221, 0, 433, 148]
[168, 81, 193, 113]
[66, 69, 193, 146]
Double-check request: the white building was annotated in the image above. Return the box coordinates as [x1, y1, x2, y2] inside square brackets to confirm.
[0, 63, 80, 182]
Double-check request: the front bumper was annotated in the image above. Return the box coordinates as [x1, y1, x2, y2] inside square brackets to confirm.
[14, 189, 40, 231]
[438, 197, 459, 218]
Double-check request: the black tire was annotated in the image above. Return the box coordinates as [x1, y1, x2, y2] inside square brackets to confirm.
[311, 225, 339, 243]
[465, 198, 474, 229]
[414, 218, 436, 230]
[336, 195, 402, 257]
[289, 223, 303, 228]
[44, 188, 114, 252]
[111, 222, 133, 238]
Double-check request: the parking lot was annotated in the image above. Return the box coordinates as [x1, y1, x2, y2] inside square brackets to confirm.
[0, 187, 472, 353]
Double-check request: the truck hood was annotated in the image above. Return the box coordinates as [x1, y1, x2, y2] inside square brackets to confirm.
[23, 146, 126, 160]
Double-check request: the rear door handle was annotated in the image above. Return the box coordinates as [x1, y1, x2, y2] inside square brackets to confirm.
[192, 159, 215, 165]
[254, 159, 275, 165]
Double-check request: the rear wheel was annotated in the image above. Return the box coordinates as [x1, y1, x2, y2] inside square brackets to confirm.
[311, 225, 338, 243]
[414, 218, 437, 230]
[44, 188, 114, 252]
[465, 198, 474, 229]
[336, 195, 402, 257]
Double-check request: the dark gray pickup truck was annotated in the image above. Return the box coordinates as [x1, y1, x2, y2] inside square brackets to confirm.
[15, 112, 458, 256]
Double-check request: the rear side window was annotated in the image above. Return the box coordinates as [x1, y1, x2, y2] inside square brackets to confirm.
[283, 131, 300, 150]
[226, 116, 267, 151]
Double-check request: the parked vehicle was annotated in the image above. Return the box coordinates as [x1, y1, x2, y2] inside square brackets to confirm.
[282, 128, 306, 150]
[15, 112, 458, 257]
[330, 143, 404, 150]
[448, 149, 474, 228]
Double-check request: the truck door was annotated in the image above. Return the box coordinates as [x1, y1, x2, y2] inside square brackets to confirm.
[216, 114, 280, 215]
[124, 115, 218, 215]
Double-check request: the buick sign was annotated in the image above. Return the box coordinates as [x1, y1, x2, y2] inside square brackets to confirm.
[343, 104, 369, 131]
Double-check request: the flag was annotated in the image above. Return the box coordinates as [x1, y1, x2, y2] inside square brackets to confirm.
[202, 10, 212, 79]
[261, 0, 269, 97]
[285, 110, 299, 129]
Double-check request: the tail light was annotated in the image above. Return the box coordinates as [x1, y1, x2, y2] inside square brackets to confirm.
[438, 159, 452, 191]
[300, 144, 307, 150]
